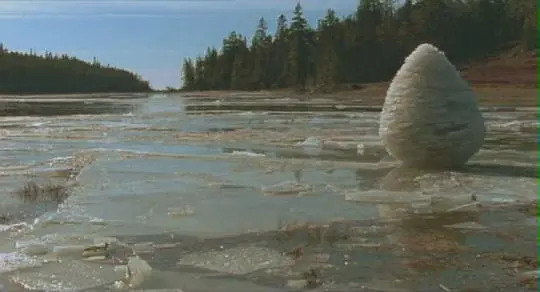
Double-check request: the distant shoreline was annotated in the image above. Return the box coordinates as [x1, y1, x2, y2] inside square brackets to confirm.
[0, 82, 534, 108]
[0, 92, 152, 100]
[178, 48, 537, 108]
[180, 82, 538, 107]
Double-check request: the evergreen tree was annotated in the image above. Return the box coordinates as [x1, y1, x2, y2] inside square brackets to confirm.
[270, 14, 290, 88]
[181, 58, 196, 90]
[286, 3, 312, 90]
[0, 48, 151, 93]
[250, 17, 272, 89]
[230, 36, 250, 89]
[314, 9, 341, 92]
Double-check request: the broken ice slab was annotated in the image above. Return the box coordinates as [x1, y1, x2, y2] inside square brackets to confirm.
[296, 137, 322, 148]
[345, 190, 479, 215]
[129, 290, 184, 292]
[177, 246, 294, 275]
[429, 195, 479, 213]
[345, 186, 537, 213]
[228, 150, 265, 157]
[130, 270, 286, 292]
[18, 243, 49, 256]
[443, 221, 488, 230]
[10, 258, 119, 291]
[473, 192, 534, 204]
[445, 202, 480, 213]
[0, 222, 29, 232]
[167, 205, 195, 217]
[344, 190, 429, 205]
[52, 245, 88, 256]
[0, 252, 42, 274]
[262, 180, 312, 196]
[520, 270, 540, 281]
[32, 211, 107, 227]
[125, 256, 153, 289]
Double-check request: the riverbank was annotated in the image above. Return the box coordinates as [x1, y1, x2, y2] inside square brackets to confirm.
[181, 84, 537, 107]
[0, 92, 151, 100]
[181, 49, 537, 107]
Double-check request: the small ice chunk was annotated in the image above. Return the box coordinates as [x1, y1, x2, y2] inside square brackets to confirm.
[208, 182, 251, 189]
[83, 255, 107, 262]
[230, 151, 265, 157]
[93, 236, 119, 246]
[262, 181, 312, 196]
[113, 280, 129, 290]
[287, 279, 308, 290]
[357, 143, 365, 155]
[473, 193, 527, 204]
[11, 259, 118, 291]
[0, 222, 29, 232]
[114, 264, 129, 278]
[15, 240, 42, 249]
[126, 256, 153, 288]
[81, 243, 108, 258]
[296, 137, 322, 147]
[20, 244, 49, 256]
[133, 242, 155, 254]
[345, 190, 428, 204]
[0, 252, 41, 274]
[52, 245, 87, 256]
[443, 221, 487, 230]
[130, 290, 184, 292]
[524, 217, 536, 226]
[178, 246, 294, 275]
[520, 270, 539, 281]
[429, 195, 479, 212]
[168, 206, 195, 217]
[445, 201, 480, 212]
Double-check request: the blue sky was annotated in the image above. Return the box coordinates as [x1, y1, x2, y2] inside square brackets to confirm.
[0, 0, 360, 89]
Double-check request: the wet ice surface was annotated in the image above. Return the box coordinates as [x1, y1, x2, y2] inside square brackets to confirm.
[0, 93, 536, 291]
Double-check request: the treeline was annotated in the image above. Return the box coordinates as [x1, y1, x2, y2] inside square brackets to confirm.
[0, 44, 152, 94]
[181, 0, 536, 92]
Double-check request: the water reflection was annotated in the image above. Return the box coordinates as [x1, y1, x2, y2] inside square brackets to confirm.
[463, 163, 537, 178]
[355, 167, 394, 190]
[184, 103, 382, 113]
[377, 163, 537, 193]
[389, 210, 477, 276]
[376, 165, 427, 192]
[220, 146, 386, 163]
[100, 203, 533, 291]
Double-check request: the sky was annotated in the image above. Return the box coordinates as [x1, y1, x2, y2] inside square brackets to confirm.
[0, 0, 360, 89]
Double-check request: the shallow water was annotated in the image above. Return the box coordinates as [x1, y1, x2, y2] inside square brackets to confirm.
[0, 94, 536, 291]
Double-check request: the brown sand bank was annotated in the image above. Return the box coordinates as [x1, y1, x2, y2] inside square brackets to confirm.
[182, 50, 537, 107]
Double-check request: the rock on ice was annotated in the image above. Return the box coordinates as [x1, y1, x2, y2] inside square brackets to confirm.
[379, 43, 485, 168]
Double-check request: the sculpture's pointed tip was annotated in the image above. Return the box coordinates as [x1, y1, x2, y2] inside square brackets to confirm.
[407, 43, 445, 61]
[415, 43, 440, 52]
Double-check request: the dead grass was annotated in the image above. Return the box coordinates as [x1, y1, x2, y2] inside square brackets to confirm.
[461, 50, 537, 88]
[0, 213, 12, 224]
[12, 181, 71, 203]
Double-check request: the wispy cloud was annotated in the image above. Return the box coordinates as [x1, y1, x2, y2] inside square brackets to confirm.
[0, 0, 357, 18]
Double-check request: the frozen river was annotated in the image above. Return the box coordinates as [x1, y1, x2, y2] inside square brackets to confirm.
[0, 93, 536, 291]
